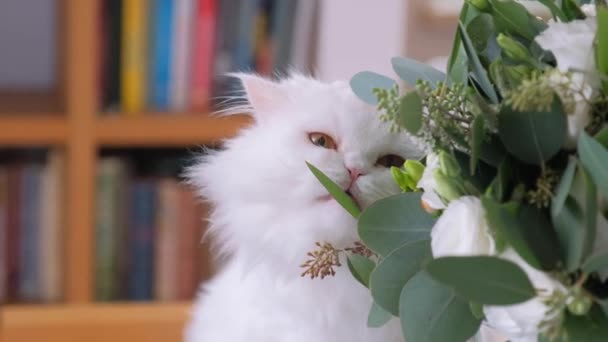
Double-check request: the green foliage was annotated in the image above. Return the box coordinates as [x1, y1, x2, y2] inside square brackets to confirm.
[498, 98, 567, 165]
[426, 256, 536, 305]
[399, 271, 481, 342]
[369, 240, 432, 315]
[582, 251, 608, 273]
[306, 162, 360, 218]
[358, 193, 436, 257]
[349, 71, 396, 105]
[487, 0, 545, 40]
[458, 22, 499, 104]
[346, 254, 375, 288]
[598, 7, 608, 93]
[367, 302, 393, 328]
[398, 91, 423, 134]
[391, 57, 448, 89]
[578, 132, 608, 199]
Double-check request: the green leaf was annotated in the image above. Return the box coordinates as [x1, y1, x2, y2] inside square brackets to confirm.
[369, 240, 432, 315]
[488, 0, 545, 40]
[594, 126, 608, 148]
[535, 0, 568, 21]
[400, 271, 481, 342]
[458, 22, 499, 104]
[398, 91, 423, 134]
[391, 57, 448, 89]
[358, 193, 436, 256]
[562, 310, 608, 341]
[482, 198, 563, 270]
[426, 256, 536, 305]
[447, 4, 480, 83]
[306, 162, 360, 218]
[349, 71, 396, 105]
[578, 132, 608, 199]
[469, 302, 485, 320]
[582, 252, 608, 274]
[466, 14, 495, 55]
[562, 0, 586, 21]
[367, 302, 393, 328]
[487, 157, 511, 202]
[552, 156, 577, 218]
[470, 115, 486, 174]
[553, 196, 587, 271]
[498, 99, 567, 165]
[346, 254, 375, 288]
[598, 7, 608, 93]
[601, 300, 608, 318]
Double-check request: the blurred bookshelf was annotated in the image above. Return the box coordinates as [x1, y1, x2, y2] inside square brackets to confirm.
[0, 0, 317, 341]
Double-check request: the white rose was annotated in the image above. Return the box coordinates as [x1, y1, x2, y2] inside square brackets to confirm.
[484, 249, 566, 342]
[417, 153, 445, 210]
[430, 196, 495, 257]
[535, 18, 598, 148]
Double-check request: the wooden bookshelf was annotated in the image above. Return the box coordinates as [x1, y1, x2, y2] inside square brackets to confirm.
[0, 0, 250, 341]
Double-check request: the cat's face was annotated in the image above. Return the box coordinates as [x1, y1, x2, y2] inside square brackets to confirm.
[188, 74, 422, 258]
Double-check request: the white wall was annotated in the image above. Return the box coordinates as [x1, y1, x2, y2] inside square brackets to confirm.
[315, 0, 409, 82]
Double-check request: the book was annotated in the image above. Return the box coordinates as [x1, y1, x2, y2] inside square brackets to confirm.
[155, 179, 180, 301]
[101, 0, 123, 111]
[39, 151, 64, 302]
[149, 0, 174, 110]
[121, 0, 149, 114]
[170, 0, 196, 111]
[289, 0, 318, 73]
[0, 168, 7, 302]
[6, 165, 22, 302]
[128, 179, 157, 301]
[95, 158, 125, 301]
[253, 1, 272, 75]
[233, 0, 259, 72]
[19, 164, 43, 302]
[177, 186, 201, 299]
[190, 0, 217, 110]
[270, 0, 297, 75]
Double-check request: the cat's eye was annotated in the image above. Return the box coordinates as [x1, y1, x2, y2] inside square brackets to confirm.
[309, 132, 337, 150]
[376, 154, 405, 168]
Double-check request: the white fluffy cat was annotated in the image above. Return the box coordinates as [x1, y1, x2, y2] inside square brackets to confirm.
[184, 73, 422, 342]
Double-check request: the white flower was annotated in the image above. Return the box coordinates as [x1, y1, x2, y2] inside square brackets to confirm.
[417, 153, 445, 210]
[430, 196, 495, 257]
[484, 249, 566, 342]
[581, 4, 596, 18]
[535, 17, 598, 148]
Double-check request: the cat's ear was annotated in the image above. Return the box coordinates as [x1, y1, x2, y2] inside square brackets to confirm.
[232, 73, 287, 121]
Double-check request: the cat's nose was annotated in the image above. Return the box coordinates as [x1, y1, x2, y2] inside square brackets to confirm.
[348, 168, 365, 183]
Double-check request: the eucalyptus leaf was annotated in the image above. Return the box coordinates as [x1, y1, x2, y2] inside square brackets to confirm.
[582, 252, 608, 274]
[482, 198, 563, 270]
[391, 57, 448, 89]
[553, 196, 587, 271]
[598, 7, 608, 93]
[368, 302, 393, 328]
[400, 271, 481, 342]
[447, 4, 480, 83]
[458, 22, 499, 104]
[498, 99, 567, 165]
[426, 256, 536, 305]
[398, 91, 423, 134]
[306, 162, 360, 218]
[551, 157, 577, 218]
[578, 132, 608, 199]
[347, 254, 375, 288]
[358, 193, 436, 256]
[595, 126, 608, 148]
[562, 310, 608, 341]
[469, 302, 485, 320]
[350, 71, 396, 105]
[488, 0, 545, 40]
[487, 157, 512, 202]
[369, 240, 432, 315]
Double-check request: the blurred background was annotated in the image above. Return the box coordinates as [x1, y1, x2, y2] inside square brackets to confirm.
[0, 0, 475, 340]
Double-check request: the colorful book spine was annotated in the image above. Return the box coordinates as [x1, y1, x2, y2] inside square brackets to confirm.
[6, 165, 22, 301]
[178, 186, 198, 300]
[102, 0, 123, 111]
[19, 164, 42, 302]
[0, 168, 7, 302]
[170, 0, 196, 111]
[233, 0, 259, 71]
[128, 180, 157, 301]
[121, 0, 149, 114]
[270, 0, 298, 74]
[149, 0, 174, 110]
[190, 0, 217, 110]
[155, 179, 180, 301]
[39, 151, 64, 302]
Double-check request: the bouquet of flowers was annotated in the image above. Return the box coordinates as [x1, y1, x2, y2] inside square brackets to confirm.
[303, 0, 608, 341]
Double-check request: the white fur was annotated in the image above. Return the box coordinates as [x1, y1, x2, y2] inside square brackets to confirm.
[185, 74, 422, 342]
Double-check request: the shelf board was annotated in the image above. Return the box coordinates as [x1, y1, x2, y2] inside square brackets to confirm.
[95, 114, 252, 146]
[2, 302, 191, 342]
[0, 116, 67, 146]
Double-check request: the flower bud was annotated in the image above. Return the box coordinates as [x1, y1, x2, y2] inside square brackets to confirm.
[404, 160, 425, 183]
[497, 34, 531, 62]
[438, 151, 461, 178]
[433, 169, 465, 202]
[466, 0, 489, 11]
[567, 288, 593, 316]
[391, 167, 416, 191]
